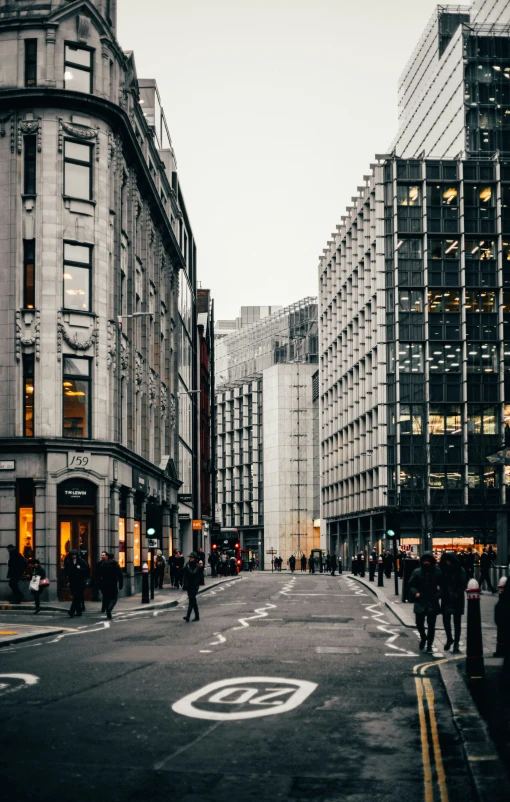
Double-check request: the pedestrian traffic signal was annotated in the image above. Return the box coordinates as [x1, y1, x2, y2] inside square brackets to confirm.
[387, 529, 395, 538]
[147, 527, 156, 536]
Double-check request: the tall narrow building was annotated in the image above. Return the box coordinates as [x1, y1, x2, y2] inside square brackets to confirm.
[320, 0, 510, 564]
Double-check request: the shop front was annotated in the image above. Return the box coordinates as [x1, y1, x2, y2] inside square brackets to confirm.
[57, 477, 97, 601]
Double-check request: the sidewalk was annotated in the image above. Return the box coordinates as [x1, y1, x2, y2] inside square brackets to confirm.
[0, 574, 240, 617]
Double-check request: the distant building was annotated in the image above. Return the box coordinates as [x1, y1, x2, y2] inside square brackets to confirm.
[214, 305, 282, 341]
[215, 299, 319, 566]
[197, 289, 215, 551]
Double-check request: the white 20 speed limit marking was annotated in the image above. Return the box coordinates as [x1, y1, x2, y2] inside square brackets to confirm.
[172, 676, 317, 721]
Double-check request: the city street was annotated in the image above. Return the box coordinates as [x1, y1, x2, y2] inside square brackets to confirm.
[0, 573, 477, 802]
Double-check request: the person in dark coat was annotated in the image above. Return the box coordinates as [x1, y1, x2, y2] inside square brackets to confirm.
[408, 552, 442, 653]
[197, 548, 206, 568]
[97, 553, 123, 619]
[64, 550, 89, 618]
[300, 554, 307, 572]
[308, 555, 314, 574]
[494, 577, 510, 676]
[154, 550, 166, 589]
[168, 553, 176, 586]
[479, 549, 496, 593]
[330, 553, 337, 576]
[6, 545, 27, 604]
[29, 559, 46, 614]
[174, 551, 185, 588]
[358, 551, 366, 578]
[383, 550, 393, 579]
[325, 554, 331, 573]
[289, 555, 296, 573]
[439, 552, 467, 653]
[465, 548, 475, 580]
[97, 551, 108, 612]
[183, 552, 201, 622]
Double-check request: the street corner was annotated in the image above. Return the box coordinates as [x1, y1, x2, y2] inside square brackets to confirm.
[0, 624, 64, 648]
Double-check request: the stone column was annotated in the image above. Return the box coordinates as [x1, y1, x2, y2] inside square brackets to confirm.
[109, 481, 120, 556]
[45, 28, 56, 87]
[162, 502, 171, 560]
[126, 489, 135, 596]
[101, 41, 110, 98]
[141, 495, 148, 566]
[96, 480, 109, 560]
[34, 479, 47, 570]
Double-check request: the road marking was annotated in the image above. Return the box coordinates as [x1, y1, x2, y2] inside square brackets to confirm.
[423, 678, 449, 802]
[415, 678, 434, 802]
[315, 647, 360, 654]
[172, 677, 317, 722]
[232, 603, 276, 630]
[0, 673, 39, 698]
[0, 631, 18, 635]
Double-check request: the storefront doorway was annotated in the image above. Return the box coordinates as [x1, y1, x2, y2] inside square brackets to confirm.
[57, 479, 97, 601]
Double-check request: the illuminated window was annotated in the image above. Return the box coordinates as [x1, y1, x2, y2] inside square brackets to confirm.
[23, 240, 35, 309]
[428, 343, 461, 372]
[134, 520, 141, 567]
[64, 44, 93, 93]
[400, 404, 423, 434]
[397, 343, 424, 373]
[397, 185, 421, 206]
[465, 290, 496, 313]
[399, 290, 423, 312]
[427, 289, 460, 313]
[17, 480, 34, 563]
[23, 354, 34, 437]
[118, 518, 126, 569]
[63, 356, 91, 438]
[465, 240, 495, 260]
[467, 405, 497, 435]
[466, 343, 498, 373]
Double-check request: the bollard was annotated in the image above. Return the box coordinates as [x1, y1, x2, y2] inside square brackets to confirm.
[352, 557, 358, 576]
[338, 557, 343, 574]
[466, 578, 484, 679]
[359, 555, 366, 578]
[141, 562, 150, 604]
[369, 557, 376, 582]
[377, 556, 384, 587]
[494, 576, 508, 658]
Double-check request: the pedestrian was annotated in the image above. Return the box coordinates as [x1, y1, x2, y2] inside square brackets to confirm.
[28, 559, 46, 614]
[439, 552, 467, 653]
[358, 551, 366, 578]
[183, 551, 201, 622]
[289, 555, 296, 573]
[6, 544, 27, 604]
[229, 555, 237, 575]
[97, 552, 123, 619]
[168, 552, 176, 587]
[479, 549, 496, 593]
[64, 549, 89, 618]
[197, 547, 206, 568]
[174, 551, 185, 588]
[330, 553, 337, 576]
[219, 551, 228, 576]
[97, 550, 108, 612]
[155, 550, 166, 589]
[494, 576, 510, 676]
[208, 551, 217, 577]
[408, 552, 442, 654]
[383, 550, 393, 579]
[301, 554, 307, 572]
[465, 548, 475, 579]
[325, 553, 331, 573]
[278, 556, 283, 572]
[308, 554, 314, 574]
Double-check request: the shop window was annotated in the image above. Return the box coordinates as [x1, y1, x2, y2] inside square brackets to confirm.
[63, 356, 91, 439]
[118, 517, 126, 569]
[23, 240, 35, 309]
[63, 242, 92, 311]
[64, 44, 93, 93]
[17, 480, 34, 562]
[24, 39, 37, 87]
[134, 520, 141, 567]
[23, 354, 34, 437]
[23, 135, 36, 195]
[64, 140, 93, 200]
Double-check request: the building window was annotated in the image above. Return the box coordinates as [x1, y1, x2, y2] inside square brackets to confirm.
[17, 480, 35, 562]
[467, 343, 498, 373]
[399, 404, 424, 434]
[429, 405, 462, 435]
[118, 518, 126, 569]
[24, 39, 37, 87]
[467, 405, 497, 435]
[23, 240, 35, 309]
[63, 356, 91, 439]
[23, 135, 36, 195]
[63, 242, 92, 311]
[64, 140, 93, 200]
[397, 343, 424, 373]
[134, 520, 141, 567]
[428, 343, 462, 372]
[23, 354, 34, 437]
[64, 44, 93, 94]
[399, 290, 423, 312]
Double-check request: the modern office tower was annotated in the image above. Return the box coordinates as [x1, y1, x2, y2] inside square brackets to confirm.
[214, 305, 282, 341]
[215, 299, 319, 566]
[0, 1, 198, 599]
[319, 0, 510, 565]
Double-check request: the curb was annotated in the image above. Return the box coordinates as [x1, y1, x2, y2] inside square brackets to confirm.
[0, 628, 64, 648]
[439, 662, 509, 802]
[0, 575, 241, 615]
[350, 575, 416, 628]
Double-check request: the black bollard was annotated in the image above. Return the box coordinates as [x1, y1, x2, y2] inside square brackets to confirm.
[359, 555, 366, 578]
[377, 556, 384, 587]
[466, 579, 484, 679]
[338, 557, 343, 574]
[494, 576, 508, 658]
[369, 557, 376, 582]
[352, 557, 358, 576]
[141, 562, 150, 604]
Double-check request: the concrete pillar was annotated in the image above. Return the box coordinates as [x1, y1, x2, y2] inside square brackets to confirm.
[109, 481, 120, 556]
[162, 502, 171, 561]
[34, 480, 47, 572]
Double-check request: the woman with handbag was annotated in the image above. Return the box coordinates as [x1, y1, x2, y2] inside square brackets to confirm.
[29, 559, 48, 614]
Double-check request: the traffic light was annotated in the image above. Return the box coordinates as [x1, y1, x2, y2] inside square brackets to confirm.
[146, 505, 162, 540]
[386, 529, 395, 538]
[386, 510, 401, 539]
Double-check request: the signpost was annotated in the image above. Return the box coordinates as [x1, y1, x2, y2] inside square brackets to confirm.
[267, 548, 277, 573]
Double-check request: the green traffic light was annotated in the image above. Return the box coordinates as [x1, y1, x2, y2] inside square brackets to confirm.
[147, 527, 156, 536]
[387, 529, 395, 537]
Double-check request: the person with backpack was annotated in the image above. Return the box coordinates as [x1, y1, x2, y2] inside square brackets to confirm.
[6, 545, 27, 604]
[97, 552, 123, 619]
[28, 559, 47, 614]
[155, 550, 166, 589]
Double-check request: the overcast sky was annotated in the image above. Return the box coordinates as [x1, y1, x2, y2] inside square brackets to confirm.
[118, 0, 440, 320]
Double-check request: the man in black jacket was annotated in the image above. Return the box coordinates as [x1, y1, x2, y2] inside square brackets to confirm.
[64, 550, 89, 618]
[174, 551, 185, 588]
[409, 552, 442, 654]
[97, 553, 123, 619]
[6, 545, 27, 604]
[439, 552, 467, 653]
[479, 549, 496, 593]
[183, 552, 201, 622]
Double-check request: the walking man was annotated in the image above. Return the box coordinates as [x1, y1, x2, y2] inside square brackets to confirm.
[409, 552, 442, 653]
[301, 554, 307, 572]
[439, 552, 467, 653]
[479, 549, 496, 593]
[183, 552, 201, 622]
[154, 550, 166, 589]
[64, 549, 89, 618]
[6, 544, 27, 604]
[97, 553, 123, 619]
[289, 555, 296, 573]
[330, 553, 337, 576]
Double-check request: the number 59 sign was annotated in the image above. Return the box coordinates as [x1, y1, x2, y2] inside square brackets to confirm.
[172, 677, 317, 721]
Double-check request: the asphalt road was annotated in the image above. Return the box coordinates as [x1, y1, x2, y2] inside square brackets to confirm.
[0, 572, 477, 802]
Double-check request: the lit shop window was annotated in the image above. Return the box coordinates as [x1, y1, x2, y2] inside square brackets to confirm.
[23, 354, 34, 437]
[118, 518, 126, 569]
[19, 507, 34, 560]
[134, 520, 141, 567]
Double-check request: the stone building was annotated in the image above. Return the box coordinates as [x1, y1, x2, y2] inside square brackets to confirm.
[0, 0, 198, 599]
[319, 0, 510, 565]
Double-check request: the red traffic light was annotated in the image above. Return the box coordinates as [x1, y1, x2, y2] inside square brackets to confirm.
[235, 543, 239, 548]
[212, 544, 217, 549]
[236, 559, 241, 564]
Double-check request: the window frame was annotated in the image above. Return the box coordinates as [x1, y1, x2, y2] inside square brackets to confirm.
[23, 239, 35, 310]
[64, 41, 93, 94]
[23, 134, 37, 196]
[22, 353, 35, 438]
[63, 138, 93, 201]
[62, 240, 93, 313]
[24, 39, 37, 87]
[62, 355, 92, 440]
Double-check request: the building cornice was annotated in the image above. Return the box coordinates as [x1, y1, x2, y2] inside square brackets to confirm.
[0, 87, 186, 271]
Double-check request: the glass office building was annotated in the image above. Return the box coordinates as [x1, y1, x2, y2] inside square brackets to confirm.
[320, 0, 510, 564]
